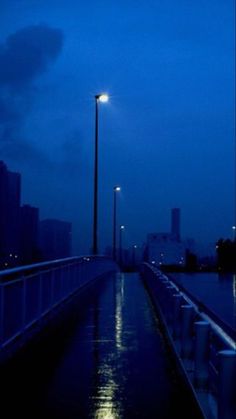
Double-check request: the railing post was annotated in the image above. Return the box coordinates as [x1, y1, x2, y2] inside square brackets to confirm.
[172, 293, 183, 340]
[165, 285, 176, 325]
[22, 276, 26, 332]
[0, 284, 3, 348]
[180, 304, 194, 359]
[218, 350, 236, 419]
[49, 270, 53, 309]
[52, 269, 56, 307]
[159, 279, 169, 307]
[38, 273, 42, 320]
[194, 321, 210, 388]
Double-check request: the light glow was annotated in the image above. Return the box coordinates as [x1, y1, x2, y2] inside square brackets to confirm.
[98, 93, 109, 103]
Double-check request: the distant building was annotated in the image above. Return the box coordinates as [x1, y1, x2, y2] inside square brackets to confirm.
[20, 205, 39, 265]
[147, 232, 186, 266]
[146, 208, 186, 266]
[39, 219, 72, 261]
[0, 161, 21, 268]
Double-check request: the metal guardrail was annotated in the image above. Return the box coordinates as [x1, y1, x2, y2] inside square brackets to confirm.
[0, 256, 117, 356]
[168, 273, 236, 343]
[141, 263, 236, 419]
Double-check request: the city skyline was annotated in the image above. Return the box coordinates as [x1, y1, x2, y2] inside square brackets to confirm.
[0, 160, 72, 267]
[0, 0, 235, 254]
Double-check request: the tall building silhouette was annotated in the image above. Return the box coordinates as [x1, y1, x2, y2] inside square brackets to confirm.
[0, 161, 21, 268]
[20, 204, 39, 265]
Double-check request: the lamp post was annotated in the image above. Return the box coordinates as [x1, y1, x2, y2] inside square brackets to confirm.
[113, 186, 121, 261]
[119, 225, 125, 267]
[92, 93, 109, 255]
[132, 245, 138, 268]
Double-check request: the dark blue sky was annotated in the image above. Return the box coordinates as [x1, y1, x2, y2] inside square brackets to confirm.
[0, 0, 235, 254]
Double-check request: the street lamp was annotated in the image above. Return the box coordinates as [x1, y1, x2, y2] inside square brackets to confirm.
[119, 225, 125, 267]
[113, 186, 121, 261]
[132, 244, 138, 267]
[92, 93, 109, 255]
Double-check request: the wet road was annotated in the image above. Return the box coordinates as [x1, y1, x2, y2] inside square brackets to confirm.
[1, 273, 202, 418]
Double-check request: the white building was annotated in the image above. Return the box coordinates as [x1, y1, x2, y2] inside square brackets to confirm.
[146, 208, 193, 266]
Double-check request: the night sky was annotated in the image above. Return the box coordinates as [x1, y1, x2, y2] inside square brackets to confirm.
[0, 0, 235, 255]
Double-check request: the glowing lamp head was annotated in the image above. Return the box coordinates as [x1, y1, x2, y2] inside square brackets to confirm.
[120, 225, 125, 230]
[114, 186, 121, 192]
[232, 226, 236, 230]
[97, 93, 109, 103]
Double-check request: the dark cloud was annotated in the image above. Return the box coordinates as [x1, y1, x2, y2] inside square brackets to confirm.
[0, 24, 63, 161]
[0, 97, 18, 122]
[59, 130, 88, 176]
[0, 136, 51, 166]
[0, 24, 63, 88]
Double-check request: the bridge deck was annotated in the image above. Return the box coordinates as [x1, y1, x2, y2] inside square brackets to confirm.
[1, 272, 202, 418]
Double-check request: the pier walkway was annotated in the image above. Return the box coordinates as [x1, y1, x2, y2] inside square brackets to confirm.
[0, 271, 202, 418]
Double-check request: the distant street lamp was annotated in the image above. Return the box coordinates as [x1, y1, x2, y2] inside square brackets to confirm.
[132, 244, 138, 267]
[92, 93, 109, 255]
[113, 186, 121, 261]
[119, 225, 125, 266]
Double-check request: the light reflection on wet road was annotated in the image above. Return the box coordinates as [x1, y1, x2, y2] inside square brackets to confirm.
[1, 273, 202, 418]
